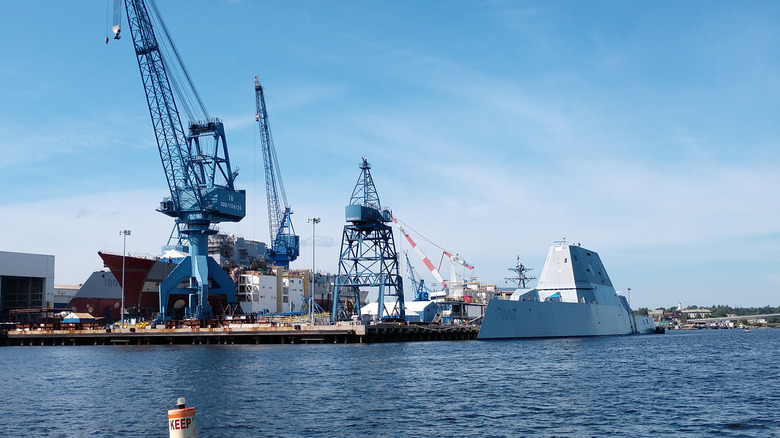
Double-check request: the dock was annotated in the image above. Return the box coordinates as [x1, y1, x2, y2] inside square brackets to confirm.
[0, 322, 480, 346]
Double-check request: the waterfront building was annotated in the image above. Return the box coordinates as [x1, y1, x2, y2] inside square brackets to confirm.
[0, 251, 55, 321]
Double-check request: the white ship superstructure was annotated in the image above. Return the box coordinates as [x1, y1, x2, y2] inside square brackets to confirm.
[478, 242, 656, 339]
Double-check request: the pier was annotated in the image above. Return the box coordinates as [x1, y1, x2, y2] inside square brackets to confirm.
[0, 322, 480, 346]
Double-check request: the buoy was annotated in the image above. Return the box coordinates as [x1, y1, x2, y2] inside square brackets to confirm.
[168, 397, 197, 438]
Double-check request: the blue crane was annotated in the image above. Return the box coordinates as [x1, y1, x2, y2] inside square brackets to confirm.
[119, 0, 245, 320]
[254, 77, 299, 269]
[404, 251, 432, 301]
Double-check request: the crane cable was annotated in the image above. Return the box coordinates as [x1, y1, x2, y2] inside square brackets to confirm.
[105, 1, 122, 44]
[113, 0, 122, 37]
[253, 108, 258, 240]
[263, 104, 289, 209]
[394, 216, 474, 275]
[393, 216, 447, 253]
[105, 0, 208, 123]
[105, 0, 111, 43]
[147, 0, 210, 123]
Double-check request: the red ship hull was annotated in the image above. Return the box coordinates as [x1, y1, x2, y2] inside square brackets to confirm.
[98, 252, 158, 310]
[97, 252, 230, 319]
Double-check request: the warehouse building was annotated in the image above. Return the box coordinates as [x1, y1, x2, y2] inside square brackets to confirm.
[0, 251, 55, 321]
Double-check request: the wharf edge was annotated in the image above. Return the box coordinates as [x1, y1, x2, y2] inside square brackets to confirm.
[0, 323, 480, 346]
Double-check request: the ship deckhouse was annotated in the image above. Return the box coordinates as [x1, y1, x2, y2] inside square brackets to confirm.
[510, 242, 621, 305]
[536, 243, 614, 303]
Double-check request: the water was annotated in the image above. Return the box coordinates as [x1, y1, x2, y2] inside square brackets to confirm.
[1, 329, 778, 437]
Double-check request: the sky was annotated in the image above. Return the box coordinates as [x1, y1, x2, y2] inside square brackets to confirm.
[2, 1, 779, 310]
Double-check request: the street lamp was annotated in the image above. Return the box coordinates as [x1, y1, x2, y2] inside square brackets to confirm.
[307, 218, 321, 326]
[120, 230, 131, 328]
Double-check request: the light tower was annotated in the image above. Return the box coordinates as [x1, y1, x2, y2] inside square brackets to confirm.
[120, 229, 131, 327]
[332, 158, 405, 322]
[308, 217, 320, 325]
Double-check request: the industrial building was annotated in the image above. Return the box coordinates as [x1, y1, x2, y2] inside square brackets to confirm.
[0, 251, 55, 321]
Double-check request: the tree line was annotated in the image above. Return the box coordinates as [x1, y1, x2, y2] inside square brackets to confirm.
[634, 305, 780, 319]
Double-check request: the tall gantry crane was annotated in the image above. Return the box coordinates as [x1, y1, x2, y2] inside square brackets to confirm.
[117, 0, 245, 320]
[333, 158, 405, 322]
[254, 76, 299, 269]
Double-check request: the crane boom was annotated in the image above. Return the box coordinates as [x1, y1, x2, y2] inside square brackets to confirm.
[391, 215, 447, 288]
[443, 250, 474, 270]
[125, 0, 190, 210]
[121, 0, 245, 320]
[254, 76, 299, 268]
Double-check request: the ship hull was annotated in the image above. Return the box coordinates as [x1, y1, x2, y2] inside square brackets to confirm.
[478, 298, 656, 339]
[66, 271, 123, 320]
[68, 297, 121, 320]
[478, 242, 658, 340]
[98, 251, 160, 310]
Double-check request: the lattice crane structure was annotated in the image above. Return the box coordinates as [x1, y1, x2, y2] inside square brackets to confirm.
[404, 252, 432, 302]
[332, 158, 405, 322]
[118, 0, 245, 320]
[254, 76, 299, 269]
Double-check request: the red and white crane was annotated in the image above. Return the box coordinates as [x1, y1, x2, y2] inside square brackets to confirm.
[391, 215, 476, 297]
[391, 216, 447, 289]
[441, 251, 474, 271]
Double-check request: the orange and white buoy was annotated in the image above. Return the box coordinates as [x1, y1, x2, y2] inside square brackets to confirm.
[168, 397, 197, 438]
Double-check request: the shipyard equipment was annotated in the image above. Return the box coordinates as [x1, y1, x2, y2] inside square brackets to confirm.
[117, 0, 245, 320]
[392, 215, 447, 289]
[332, 158, 405, 322]
[254, 77, 299, 269]
[404, 252, 432, 301]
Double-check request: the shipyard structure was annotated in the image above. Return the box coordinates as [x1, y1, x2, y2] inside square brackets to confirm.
[0, 158, 489, 345]
[1, 0, 658, 344]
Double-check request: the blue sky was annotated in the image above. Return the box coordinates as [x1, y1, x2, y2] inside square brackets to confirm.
[2, 1, 779, 310]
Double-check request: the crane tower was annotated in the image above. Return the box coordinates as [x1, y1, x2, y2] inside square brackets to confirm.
[254, 76, 299, 269]
[119, 0, 245, 320]
[332, 158, 405, 322]
[404, 252, 432, 301]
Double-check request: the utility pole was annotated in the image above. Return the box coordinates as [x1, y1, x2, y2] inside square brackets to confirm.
[120, 229, 131, 328]
[307, 218, 321, 325]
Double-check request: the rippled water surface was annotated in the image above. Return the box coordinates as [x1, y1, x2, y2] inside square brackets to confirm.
[1, 329, 778, 437]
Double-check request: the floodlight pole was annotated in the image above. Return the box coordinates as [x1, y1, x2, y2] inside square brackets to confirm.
[307, 218, 321, 326]
[120, 230, 131, 328]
